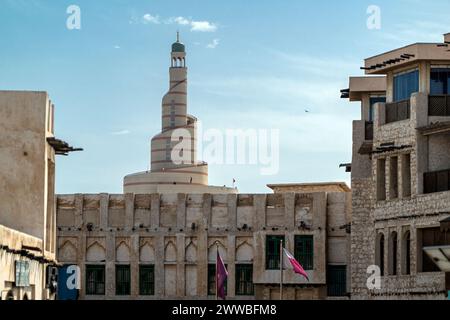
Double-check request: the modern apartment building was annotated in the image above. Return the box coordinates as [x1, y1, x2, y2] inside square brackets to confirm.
[343, 33, 450, 299]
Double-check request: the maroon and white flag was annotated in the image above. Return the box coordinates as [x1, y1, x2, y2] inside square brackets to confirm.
[216, 250, 228, 299]
[283, 248, 309, 281]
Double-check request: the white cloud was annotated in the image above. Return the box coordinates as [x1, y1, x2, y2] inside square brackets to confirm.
[190, 20, 217, 32]
[163, 15, 218, 32]
[111, 130, 130, 135]
[142, 13, 160, 24]
[114, 45, 121, 49]
[171, 16, 190, 25]
[206, 39, 220, 49]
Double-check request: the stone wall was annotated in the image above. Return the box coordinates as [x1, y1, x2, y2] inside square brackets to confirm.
[56, 191, 351, 300]
[351, 89, 449, 300]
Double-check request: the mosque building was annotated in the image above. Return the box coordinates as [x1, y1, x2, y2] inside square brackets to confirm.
[123, 34, 237, 194]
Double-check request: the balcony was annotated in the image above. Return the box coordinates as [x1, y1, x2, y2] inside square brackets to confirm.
[365, 121, 373, 140]
[424, 168, 450, 194]
[429, 95, 450, 116]
[385, 99, 410, 123]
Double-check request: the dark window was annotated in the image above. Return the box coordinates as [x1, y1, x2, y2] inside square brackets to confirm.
[265, 235, 285, 270]
[394, 69, 419, 102]
[376, 234, 385, 276]
[424, 169, 450, 194]
[431, 68, 450, 95]
[389, 157, 399, 199]
[403, 231, 411, 275]
[86, 265, 105, 295]
[116, 265, 131, 295]
[235, 264, 254, 296]
[389, 232, 398, 275]
[369, 96, 386, 122]
[327, 265, 347, 297]
[139, 265, 155, 296]
[377, 159, 386, 201]
[294, 235, 314, 270]
[207, 264, 228, 296]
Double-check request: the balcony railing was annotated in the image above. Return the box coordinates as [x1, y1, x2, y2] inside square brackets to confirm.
[429, 95, 450, 116]
[424, 168, 450, 194]
[386, 99, 410, 123]
[365, 121, 373, 140]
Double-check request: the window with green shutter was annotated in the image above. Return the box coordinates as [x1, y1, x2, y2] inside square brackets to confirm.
[139, 265, 155, 296]
[115, 265, 131, 295]
[235, 264, 254, 296]
[294, 235, 314, 270]
[265, 235, 285, 270]
[85, 265, 105, 295]
[327, 265, 347, 297]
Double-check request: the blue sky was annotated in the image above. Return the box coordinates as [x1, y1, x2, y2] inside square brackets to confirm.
[1, 0, 449, 194]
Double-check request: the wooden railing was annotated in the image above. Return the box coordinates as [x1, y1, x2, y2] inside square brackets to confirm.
[429, 95, 450, 116]
[424, 168, 450, 194]
[386, 99, 410, 123]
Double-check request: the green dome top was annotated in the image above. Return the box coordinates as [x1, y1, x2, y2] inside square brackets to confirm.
[171, 41, 185, 53]
[172, 31, 185, 53]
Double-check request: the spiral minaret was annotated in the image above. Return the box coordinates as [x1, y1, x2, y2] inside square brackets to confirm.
[123, 34, 237, 194]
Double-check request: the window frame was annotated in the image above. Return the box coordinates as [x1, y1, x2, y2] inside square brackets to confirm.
[115, 264, 131, 296]
[235, 264, 254, 296]
[326, 265, 347, 297]
[265, 235, 285, 270]
[430, 66, 450, 95]
[207, 263, 228, 296]
[139, 264, 155, 296]
[393, 68, 419, 102]
[294, 235, 314, 270]
[85, 264, 105, 295]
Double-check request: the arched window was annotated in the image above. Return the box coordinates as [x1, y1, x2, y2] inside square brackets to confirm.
[376, 233, 385, 276]
[389, 231, 398, 275]
[402, 231, 411, 275]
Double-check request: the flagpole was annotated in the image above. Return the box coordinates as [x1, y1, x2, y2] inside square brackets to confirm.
[215, 241, 218, 301]
[280, 239, 283, 300]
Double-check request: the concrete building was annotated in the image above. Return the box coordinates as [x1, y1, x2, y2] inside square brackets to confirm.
[56, 183, 351, 299]
[343, 32, 450, 299]
[0, 91, 80, 300]
[123, 34, 236, 195]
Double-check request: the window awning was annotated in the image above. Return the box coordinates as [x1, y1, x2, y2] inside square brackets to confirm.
[423, 245, 450, 272]
[417, 121, 450, 136]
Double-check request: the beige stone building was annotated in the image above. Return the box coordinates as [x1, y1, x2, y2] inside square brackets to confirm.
[0, 91, 79, 300]
[343, 32, 450, 299]
[123, 34, 236, 195]
[56, 182, 351, 300]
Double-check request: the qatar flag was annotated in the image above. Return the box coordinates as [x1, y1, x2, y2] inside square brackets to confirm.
[216, 251, 228, 299]
[283, 248, 309, 281]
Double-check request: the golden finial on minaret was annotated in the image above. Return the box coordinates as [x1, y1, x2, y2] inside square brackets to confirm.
[176, 30, 180, 42]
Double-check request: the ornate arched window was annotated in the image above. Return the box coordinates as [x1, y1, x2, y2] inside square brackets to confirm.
[389, 231, 398, 275]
